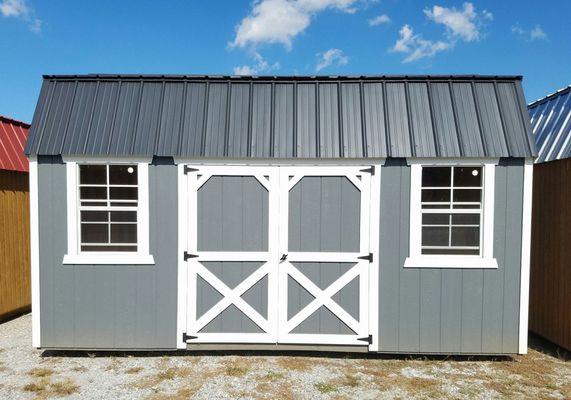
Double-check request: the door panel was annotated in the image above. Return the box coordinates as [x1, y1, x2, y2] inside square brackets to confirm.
[278, 166, 371, 345]
[185, 167, 278, 343]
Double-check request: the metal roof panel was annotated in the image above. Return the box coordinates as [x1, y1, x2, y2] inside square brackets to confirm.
[0, 117, 29, 172]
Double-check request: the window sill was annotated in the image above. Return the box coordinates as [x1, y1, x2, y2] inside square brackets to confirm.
[63, 254, 155, 265]
[404, 256, 498, 269]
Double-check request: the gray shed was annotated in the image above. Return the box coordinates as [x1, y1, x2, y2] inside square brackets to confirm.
[26, 74, 536, 354]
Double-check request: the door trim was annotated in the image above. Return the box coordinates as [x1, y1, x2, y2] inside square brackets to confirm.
[176, 162, 382, 350]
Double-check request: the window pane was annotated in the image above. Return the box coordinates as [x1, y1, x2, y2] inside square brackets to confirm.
[81, 211, 108, 222]
[81, 224, 108, 243]
[109, 165, 137, 185]
[110, 201, 137, 207]
[422, 226, 449, 246]
[453, 189, 481, 203]
[451, 227, 480, 247]
[110, 187, 138, 200]
[452, 214, 480, 225]
[453, 167, 482, 187]
[422, 167, 451, 187]
[80, 186, 107, 200]
[422, 189, 450, 203]
[79, 165, 107, 185]
[81, 245, 137, 252]
[110, 211, 137, 222]
[422, 213, 449, 225]
[422, 248, 479, 255]
[110, 224, 137, 243]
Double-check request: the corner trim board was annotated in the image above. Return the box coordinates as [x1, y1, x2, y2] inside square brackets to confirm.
[518, 157, 534, 354]
[29, 156, 40, 348]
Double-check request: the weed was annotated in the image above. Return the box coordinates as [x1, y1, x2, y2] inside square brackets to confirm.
[265, 370, 284, 380]
[28, 367, 54, 378]
[125, 366, 144, 374]
[315, 382, 337, 394]
[225, 364, 249, 377]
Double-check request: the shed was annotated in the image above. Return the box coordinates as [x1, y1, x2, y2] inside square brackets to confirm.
[25, 74, 535, 354]
[0, 116, 30, 320]
[528, 85, 571, 351]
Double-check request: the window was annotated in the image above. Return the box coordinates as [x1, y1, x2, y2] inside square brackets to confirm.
[79, 165, 138, 252]
[420, 166, 482, 255]
[405, 161, 498, 269]
[63, 161, 154, 265]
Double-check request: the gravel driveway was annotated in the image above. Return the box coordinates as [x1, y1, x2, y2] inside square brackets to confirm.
[0, 314, 569, 399]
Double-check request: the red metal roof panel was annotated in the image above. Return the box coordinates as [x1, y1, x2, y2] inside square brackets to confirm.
[0, 116, 29, 172]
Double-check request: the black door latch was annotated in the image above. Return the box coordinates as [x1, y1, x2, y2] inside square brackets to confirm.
[280, 254, 288, 262]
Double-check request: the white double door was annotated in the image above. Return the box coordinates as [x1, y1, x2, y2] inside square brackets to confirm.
[184, 165, 373, 346]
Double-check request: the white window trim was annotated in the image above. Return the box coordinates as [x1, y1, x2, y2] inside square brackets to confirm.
[63, 160, 154, 265]
[404, 158, 499, 269]
[29, 156, 40, 347]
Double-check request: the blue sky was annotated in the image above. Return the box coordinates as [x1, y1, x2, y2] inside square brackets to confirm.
[0, 0, 569, 122]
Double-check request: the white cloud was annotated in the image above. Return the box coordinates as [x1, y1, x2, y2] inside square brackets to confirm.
[231, 0, 358, 50]
[482, 9, 493, 21]
[0, 0, 41, 33]
[392, 24, 451, 63]
[512, 23, 548, 41]
[424, 2, 481, 42]
[530, 24, 547, 40]
[233, 52, 280, 75]
[368, 14, 390, 26]
[315, 48, 348, 71]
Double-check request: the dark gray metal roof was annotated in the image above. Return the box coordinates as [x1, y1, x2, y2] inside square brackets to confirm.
[528, 85, 571, 163]
[25, 74, 536, 158]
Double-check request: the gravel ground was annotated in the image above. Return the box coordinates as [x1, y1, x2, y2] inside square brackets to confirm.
[0, 314, 569, 399]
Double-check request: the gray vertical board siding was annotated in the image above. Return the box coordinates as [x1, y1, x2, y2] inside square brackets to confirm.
[430, 82, 461, 156]
[473, 83, 509, 157]
[197, 176, 269, 252]
[362, 83, 387, 157]
[340, 83, 364, 158]
[408, 82, 437, 157]
[378, 160, 524, 354]
[296, 84, 317, 157]
[204, 83, 229, 157]
[288, 176, 360, 252]
[273, 84, 294, 158]
[227, 83, 250, 157]
[179, 83, 207, 156]
[251, 84, 272, 157]
[38, 159, 178, 349]
[318, 84, 340, 158]
[385, 83, 412, 157]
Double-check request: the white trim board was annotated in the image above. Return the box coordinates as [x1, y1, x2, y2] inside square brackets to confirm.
[518, 158, 534, 354]
[29, 156, 40, 348]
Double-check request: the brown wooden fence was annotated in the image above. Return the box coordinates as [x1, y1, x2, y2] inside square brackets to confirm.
[529, 157, 571, 351]
[0, 170, 30, 320]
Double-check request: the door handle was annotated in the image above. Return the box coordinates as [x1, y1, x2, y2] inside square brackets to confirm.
[280, 254, 288, 262]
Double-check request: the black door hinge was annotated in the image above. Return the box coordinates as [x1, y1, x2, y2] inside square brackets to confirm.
[184, 166, 199, 174]
[184, 251, 198, 261]
[360, 166, 375, 175]
[357, 334, 373, 344]
[182, 332, 198, 342]
[358, 253, 373, 263]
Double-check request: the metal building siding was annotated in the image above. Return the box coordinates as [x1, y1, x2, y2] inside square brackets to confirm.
[528, 86, 571, 163]
[0, 117, 29, 172]
[26, 75, 536, 158]
[38, 158, 178, 349]
[378, 159, 525, 354]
